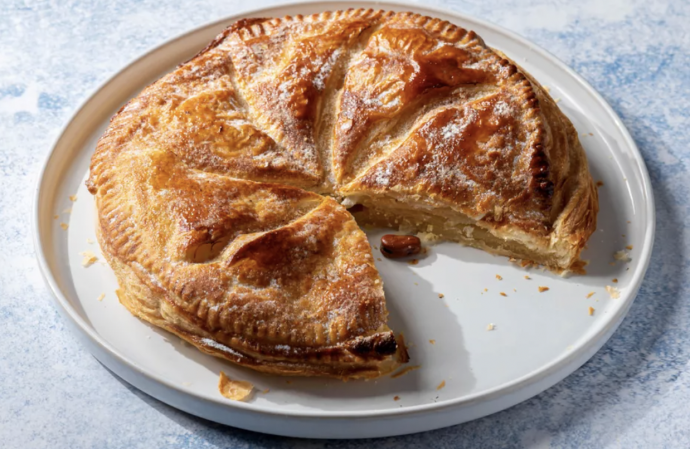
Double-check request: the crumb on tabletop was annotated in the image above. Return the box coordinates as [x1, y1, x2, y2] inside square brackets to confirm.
[60, 222, 68, 230]
[500, 292, 507, 297]
[394, 396, 400, 401]
[218, 371, 254, 401]
[606, 285, 621, 299]
[97, 293, 105, 302]
[486, 323, 495, 331]
[436, 380, 446, 391]
[429, 339, 435, 345]
[538, 286, 549, 293]
[438, 293, 444, 298]
[588, 306, 595, 316]
[587, 292, 595, 298]
[376, 257, 382, 261]
[495, 274, 502, 280]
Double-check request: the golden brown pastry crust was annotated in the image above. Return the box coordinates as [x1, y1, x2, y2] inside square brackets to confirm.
[87, 9, 597, 379]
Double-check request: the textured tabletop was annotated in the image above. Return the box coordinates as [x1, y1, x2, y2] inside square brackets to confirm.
[2, 0, 689, 447]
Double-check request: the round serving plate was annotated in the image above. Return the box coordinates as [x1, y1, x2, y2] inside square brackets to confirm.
[33, 0, 655, 439]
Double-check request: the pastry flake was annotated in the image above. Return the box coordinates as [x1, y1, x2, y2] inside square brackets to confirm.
[218, 371, 254, 401]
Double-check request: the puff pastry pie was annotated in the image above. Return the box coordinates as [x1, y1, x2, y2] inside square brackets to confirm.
[87, 9, 597, 379]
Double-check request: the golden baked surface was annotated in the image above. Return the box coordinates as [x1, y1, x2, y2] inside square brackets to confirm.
[87, 9, 597, 379]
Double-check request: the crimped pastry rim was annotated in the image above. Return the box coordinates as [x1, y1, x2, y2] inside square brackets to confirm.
[34, 0, 655, 421]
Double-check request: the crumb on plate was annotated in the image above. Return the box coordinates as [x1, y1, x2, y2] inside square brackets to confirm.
[495, 274, 502, 280]
[596, 181, 604, 187]
[436, 380, 446, 391]
[79, 250, 98, 267]
[69, 195, 77, 202]
[612, 278, 618, 283]
[438, 293, 444, 298]
[606, 285, 621, 299]
[97, 293, 105, 302]
[524, 275, 531, 280]
[586, 292, 595, 298]
[499, 292, 507, 297]
[588, 306, 595, 316]
[394, 395, 400, 401]
[408, 259, 419, 265]
[614, 249, 632, 262]
[626, 245, 634, 250]
[486, 323, 495, 331]
[218, 371, 254, 401]
[390, 365, 421, 379]
[60, 222, 68, 230]
[538, 286, 549, 293]
[429, 339, 435, 345]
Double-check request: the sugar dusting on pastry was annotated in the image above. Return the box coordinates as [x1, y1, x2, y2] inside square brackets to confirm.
[218, 371, 254, 401]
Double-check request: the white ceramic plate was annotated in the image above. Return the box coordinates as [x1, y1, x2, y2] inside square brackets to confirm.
[33, 0, 655, 439]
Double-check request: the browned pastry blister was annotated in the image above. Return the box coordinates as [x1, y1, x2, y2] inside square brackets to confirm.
[87, 9, 597, 379]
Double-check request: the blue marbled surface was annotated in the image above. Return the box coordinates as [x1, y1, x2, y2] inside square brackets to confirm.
[1, 0, 689, 447]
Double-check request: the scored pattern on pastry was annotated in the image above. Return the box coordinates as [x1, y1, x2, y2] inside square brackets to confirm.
[87, 9, 597, 379]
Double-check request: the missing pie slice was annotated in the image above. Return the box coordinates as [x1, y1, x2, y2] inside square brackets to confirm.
[87, 9, 597, 379]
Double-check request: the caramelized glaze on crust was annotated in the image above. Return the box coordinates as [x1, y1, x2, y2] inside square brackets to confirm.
[87, 9, 597, 378]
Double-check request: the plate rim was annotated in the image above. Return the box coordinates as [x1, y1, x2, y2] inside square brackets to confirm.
[32, 0, 656, 421]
